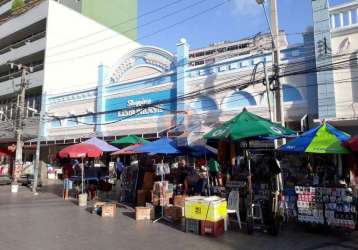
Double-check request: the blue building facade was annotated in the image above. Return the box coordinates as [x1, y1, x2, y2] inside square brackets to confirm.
[44, 33, 316, 141]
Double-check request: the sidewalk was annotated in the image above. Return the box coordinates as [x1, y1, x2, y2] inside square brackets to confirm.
[0, 183, 357, 250]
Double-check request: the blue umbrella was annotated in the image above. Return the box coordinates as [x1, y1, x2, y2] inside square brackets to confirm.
[280, 123, 350, 154]
[134, 137, 181, 154]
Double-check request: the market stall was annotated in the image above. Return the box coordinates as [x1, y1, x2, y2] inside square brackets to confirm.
[58, 143, 103, 205]
[204, 108, 296, 235]
[280, 122, 355, 230]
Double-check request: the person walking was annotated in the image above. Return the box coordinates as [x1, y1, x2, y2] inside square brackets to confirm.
[62, 159, 73, 200]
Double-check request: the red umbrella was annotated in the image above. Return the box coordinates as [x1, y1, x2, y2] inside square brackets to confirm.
[0, 148, 13, 156]
[343, 136, 358, 152]
[58, 143, 102, 194]
[111, 144, 143, 156]
[59, 143, 102, 158]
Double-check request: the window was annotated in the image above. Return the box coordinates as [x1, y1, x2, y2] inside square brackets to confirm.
[190, 96, 217, 112]
[343, 11, 350, 26]
[229, 63, 238, 70]
[51, 119, 61, 128]
[291, 50, 300, 57]
[351, 9, 357, 24]
[66, 116, 78, 127]
[83, 114, 96, 125]
[222, 91, 257, 110]
[241, 60, 250, 68]
[334, 14, 341, 28]
[283, 85, 303, 102]
[218, 65, 227, 72]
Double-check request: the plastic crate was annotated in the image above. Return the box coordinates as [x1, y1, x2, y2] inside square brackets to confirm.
[184, 196, 227, 222]
[200, 219, 225, 237]
[185, 219, 201, 234]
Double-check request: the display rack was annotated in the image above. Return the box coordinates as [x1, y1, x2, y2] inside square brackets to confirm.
[296, 186, 356, 230]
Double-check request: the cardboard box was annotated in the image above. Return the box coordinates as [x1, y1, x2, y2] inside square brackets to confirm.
[101, 203, 117, 217]
[151, 191, 173, 206]
[174, 195, 188, 207]
[135, 206, 155, 221]
[164, 205, 184, 221]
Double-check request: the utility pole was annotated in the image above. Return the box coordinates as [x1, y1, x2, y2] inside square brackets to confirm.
[10, 63, 32, 184]
[270, 0, 285, 135]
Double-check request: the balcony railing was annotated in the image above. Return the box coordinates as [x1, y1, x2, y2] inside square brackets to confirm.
[0, 30, 45, 56]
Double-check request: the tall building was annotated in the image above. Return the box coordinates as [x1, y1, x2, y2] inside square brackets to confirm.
[56, 0, 137, 40]
[312, 0, 358, 133]
[0, 0, 139, 144]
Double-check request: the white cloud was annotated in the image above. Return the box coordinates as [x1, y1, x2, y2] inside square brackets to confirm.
[232, 0, 262, 16]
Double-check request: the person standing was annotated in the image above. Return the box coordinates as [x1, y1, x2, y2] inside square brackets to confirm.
[208, 158, 220, 187]
[62, 159, 73, 200]
[115, 158, 124, 180]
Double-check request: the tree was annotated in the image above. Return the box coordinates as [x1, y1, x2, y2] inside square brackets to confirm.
[11, 0, 25, 13]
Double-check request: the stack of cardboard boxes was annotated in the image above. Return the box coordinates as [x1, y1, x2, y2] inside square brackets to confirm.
[151, 181, 173, 206]
[136, 172, 154, 206]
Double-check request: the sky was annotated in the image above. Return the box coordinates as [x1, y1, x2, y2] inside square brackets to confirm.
[138, 0, 354, 53]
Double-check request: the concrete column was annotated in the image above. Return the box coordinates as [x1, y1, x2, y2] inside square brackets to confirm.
[312, 0, 336, 119]
[340, 12, 344, 26]
[349, 10, 352, 25]
[96, 64, 108, 135]
[176, 38, 189, 127]
[330, 15, 335, 28]
[41, 92, 48, 138]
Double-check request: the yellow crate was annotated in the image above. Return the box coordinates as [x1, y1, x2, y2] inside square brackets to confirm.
[184, 196, 227, 222]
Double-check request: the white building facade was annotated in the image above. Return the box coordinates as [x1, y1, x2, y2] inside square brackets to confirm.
[0, 0, 139, 143]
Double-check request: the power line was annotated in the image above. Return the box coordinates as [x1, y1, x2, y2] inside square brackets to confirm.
[45, 0, 232, 64]
[46, 0, 211, 58]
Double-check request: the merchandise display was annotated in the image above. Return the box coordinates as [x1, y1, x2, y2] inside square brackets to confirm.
[296, 186, 356, 229]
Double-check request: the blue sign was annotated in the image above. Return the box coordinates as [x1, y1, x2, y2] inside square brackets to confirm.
[105, 89, 177, 121]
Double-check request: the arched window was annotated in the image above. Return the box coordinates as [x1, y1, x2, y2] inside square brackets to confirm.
[51, 118, 61, 128]
[223, 91, 256, 110]
[283, 85, 303, 102]
[190, 96, 217, 112]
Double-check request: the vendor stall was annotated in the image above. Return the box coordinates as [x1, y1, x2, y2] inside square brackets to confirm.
[204, 108, 296, 235]
[280, 122, 355, 231]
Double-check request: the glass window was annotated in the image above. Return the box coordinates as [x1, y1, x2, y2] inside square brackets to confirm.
[218, 65, 227, 72]
[51, 119, 61, 128]
[351, 9, 357, 24]
[334, 14, 341, 28]
[283, 85, 303, 102]
[66, 116, 78, 127]
[241, 60, 250, 68]
[343, 11, 350, 26]
[229, 63, 238, 70]
[83, 114, 95, 125]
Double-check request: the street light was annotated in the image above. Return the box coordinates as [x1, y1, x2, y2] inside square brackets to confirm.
[256, 0, 265, 4]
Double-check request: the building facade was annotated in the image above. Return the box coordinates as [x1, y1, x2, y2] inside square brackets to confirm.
[0, 0, 139, 144]
[312, 0, 358, 134]
[43, 32, 316, 145]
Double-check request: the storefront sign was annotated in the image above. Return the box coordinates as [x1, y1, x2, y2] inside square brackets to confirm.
[105, 89, 176, 121]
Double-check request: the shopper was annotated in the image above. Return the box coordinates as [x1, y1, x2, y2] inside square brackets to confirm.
[208, 157, 220, 187]
[62, 159, 73, 200]
[115, 158, 124, 180]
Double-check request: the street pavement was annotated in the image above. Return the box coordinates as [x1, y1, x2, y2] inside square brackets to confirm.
[0, 183, 357, 250]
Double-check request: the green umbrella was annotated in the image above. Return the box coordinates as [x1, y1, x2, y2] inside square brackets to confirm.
[112, 135, 150, 145]
[204, 109, 296, 141]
